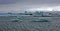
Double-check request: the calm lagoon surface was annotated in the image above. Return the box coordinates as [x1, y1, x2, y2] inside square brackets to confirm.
[0, 14, 60, 31]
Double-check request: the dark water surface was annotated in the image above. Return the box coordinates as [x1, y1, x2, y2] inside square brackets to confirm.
[0, 16, 60, 31]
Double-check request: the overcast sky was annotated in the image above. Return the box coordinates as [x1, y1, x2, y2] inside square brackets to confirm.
[0, 0, 60, 13]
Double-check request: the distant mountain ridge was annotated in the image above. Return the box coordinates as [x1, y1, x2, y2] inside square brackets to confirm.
[0, 11, 60, 16]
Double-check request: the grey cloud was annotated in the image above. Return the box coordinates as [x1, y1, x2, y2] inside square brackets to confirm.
[0, 0, 60, 13]
[0, 0, 60, 5]
[0, 0, 21, 4]
[18, 0, 60, 6]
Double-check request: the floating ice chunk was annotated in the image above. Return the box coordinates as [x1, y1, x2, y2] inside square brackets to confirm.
[32, 19, 49, 22]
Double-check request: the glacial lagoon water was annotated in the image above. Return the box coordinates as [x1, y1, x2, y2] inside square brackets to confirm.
[0, 13, 60, 31]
